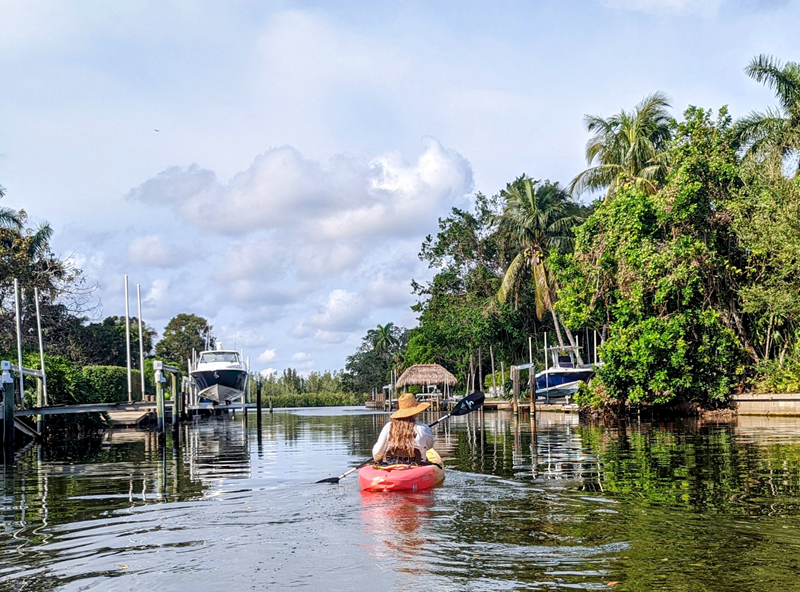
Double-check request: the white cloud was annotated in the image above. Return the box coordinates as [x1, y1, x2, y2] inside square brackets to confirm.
[127, 234, 187, 268]
[126, 139, 472, 239]
[310, 289, 365, 332]
[258, 348, 277, 363]
[291, 352, 310, 362]
[260, 368, 278, 378]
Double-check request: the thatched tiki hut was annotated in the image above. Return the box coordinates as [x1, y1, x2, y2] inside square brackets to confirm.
[395, 364, 457, 393]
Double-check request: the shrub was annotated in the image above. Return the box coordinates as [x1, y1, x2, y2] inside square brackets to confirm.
[82, 366, 132, 403]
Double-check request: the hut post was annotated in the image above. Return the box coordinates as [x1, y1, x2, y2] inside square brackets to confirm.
[500, 361, 505, 398]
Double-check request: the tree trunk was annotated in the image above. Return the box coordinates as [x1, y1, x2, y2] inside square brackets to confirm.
[562, 324, 585, 366]
[549, 306, 565, 347]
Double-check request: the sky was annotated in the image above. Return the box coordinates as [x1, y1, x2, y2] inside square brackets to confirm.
[0, 0, 798, 375]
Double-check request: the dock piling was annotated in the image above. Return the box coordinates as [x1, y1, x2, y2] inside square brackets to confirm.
[154, 363, 165, 432]
[256, 379, 262, 430]
[170, 373, 179, 429]
[2, 362, 15, 453]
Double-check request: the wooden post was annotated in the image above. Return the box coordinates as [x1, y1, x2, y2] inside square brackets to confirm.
[469, 353, 475, 393]
[478, 347, 483, 393]
[512, 366, 519, 414]
[529, 337, 535, 414]
[256, 379, 262, 429]
[2, 362, 15, 452]
[155, 371, 164, 433]
[500, 361, 505, 398]
[170, 373, 179, 429]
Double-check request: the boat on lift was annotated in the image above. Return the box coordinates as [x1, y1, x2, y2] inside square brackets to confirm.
[534, 345, 597, 401]
[190, 345, 248, 404]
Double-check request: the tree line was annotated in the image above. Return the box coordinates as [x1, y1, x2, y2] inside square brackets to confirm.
[345, 54, 800, 411]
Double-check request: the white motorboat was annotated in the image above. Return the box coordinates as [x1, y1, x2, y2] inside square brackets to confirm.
[190, 347, 248, 404]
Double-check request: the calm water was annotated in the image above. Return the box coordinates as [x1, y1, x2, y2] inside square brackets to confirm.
[2, 408, 800, 591]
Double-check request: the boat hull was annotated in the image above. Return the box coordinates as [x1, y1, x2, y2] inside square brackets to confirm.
[359, 450, 445, 492]
[191, 369, 247, 404]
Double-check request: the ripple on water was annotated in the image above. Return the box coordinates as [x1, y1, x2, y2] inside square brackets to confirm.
[3, 411, 800, 590]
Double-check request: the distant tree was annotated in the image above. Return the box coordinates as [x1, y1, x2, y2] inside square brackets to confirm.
[342, 326, 409, 394]
[571, 92, 672, 199]
[366, 323, 399, 359]
[736, 54, 800, 167]
[66, 316, 155, 367]
[155, 313, 214, 368]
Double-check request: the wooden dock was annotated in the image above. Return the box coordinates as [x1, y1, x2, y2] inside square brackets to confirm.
[482, 399, 579, 413]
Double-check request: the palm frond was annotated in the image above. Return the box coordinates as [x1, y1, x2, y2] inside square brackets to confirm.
[28, 223, 53, 258]
[496, 250, 527, 306]
[0, 206, 22, 229]
[746, 54, 800, 111]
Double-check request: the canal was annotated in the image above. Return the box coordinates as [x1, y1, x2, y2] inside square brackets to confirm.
[2, 407, 800, 590]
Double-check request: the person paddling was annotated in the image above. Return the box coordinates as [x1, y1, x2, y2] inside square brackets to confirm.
[373, 393, 434, 464]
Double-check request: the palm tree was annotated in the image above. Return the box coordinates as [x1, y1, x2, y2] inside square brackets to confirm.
[736, 54, 800, 164]
[0, 188, 22, 230]
[367, 323, 399, 358]
[495, 177, 585, 358]
[571, 92, 672, 199]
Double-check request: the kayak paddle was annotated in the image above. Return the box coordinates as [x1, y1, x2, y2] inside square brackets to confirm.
[315, 391, 485, 484]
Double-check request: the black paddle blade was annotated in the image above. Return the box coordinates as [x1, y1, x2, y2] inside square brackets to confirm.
[450, 391, 485, 416]
[315, 476, 341, 484]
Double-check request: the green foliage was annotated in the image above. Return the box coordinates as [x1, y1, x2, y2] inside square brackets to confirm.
[559, 107, 747, 407]
[81, 366, 145, 404]
[20, 351, 85, 406]
[596, 311, 741, 404]
[572, 91, 673, 198]
[264, 392, 367, 408]
[155, 313, 214, 369]
[256, 369, 357, 406]
[66, 316, 155, 368]
[342, 327, 408, 394]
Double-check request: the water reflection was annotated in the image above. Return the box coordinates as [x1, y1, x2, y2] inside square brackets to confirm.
[1, 409, 800, 590]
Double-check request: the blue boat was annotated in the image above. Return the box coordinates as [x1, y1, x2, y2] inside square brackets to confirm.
[534, 346, 597, 401]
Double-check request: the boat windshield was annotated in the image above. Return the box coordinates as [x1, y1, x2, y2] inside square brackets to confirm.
[200, 352, 240, 364]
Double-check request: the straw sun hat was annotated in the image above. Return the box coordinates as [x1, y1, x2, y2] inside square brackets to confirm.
[391, 393, 430, 419]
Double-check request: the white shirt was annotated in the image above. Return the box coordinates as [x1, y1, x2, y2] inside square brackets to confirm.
[372, 421, 434, 461]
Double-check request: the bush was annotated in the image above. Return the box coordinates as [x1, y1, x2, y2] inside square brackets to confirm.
[82, 366, 138, 403]
[591, 311, 743, 406]
[754, 360, 800, 394]
[20, 351, 85, 406]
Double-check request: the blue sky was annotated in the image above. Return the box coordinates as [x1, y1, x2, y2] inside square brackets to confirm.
[0, 0, 797, 374]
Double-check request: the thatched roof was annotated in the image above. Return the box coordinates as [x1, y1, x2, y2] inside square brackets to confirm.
[395, 364, 457, 388]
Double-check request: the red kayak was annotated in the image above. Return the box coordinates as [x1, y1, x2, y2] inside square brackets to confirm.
[359, 450, 445, 492]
